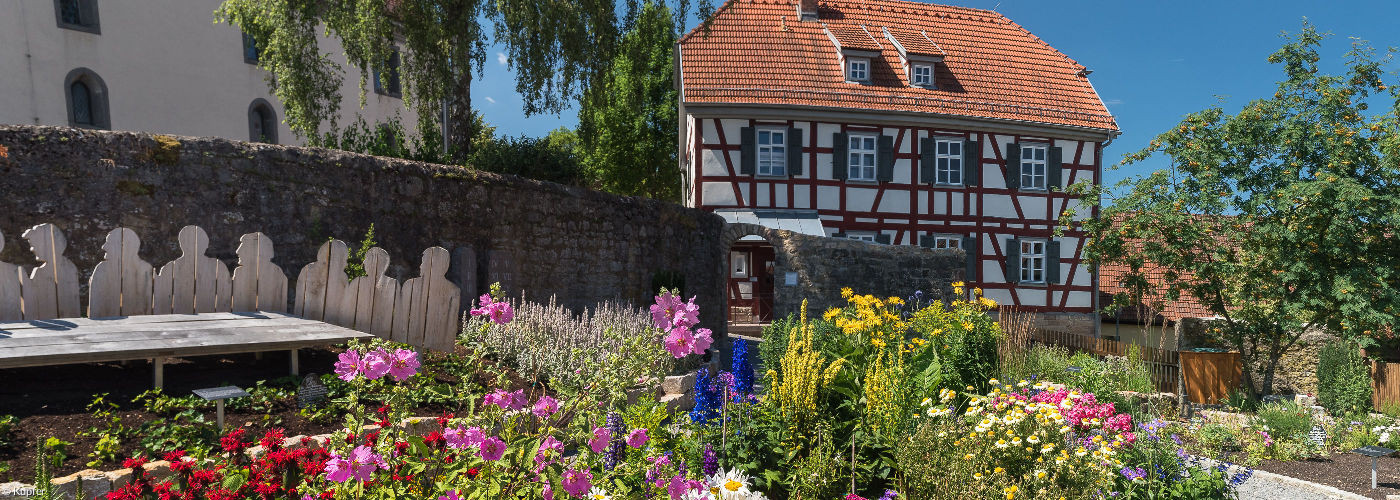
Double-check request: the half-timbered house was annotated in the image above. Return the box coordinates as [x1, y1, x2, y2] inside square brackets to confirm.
[679, 0, 1120, 331]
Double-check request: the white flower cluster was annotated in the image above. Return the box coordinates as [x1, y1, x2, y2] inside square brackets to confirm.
[1372, 423, 1399, 444]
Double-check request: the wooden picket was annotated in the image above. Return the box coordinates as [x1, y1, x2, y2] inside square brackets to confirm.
[1373, 360, 1400, 412]
[1, 222, 462, 353]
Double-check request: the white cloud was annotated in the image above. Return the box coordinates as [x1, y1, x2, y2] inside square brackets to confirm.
[496, 52, 508, 65]
[485, 96, 497, 104]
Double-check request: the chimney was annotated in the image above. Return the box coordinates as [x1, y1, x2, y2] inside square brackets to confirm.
[797, 0, 818, 21]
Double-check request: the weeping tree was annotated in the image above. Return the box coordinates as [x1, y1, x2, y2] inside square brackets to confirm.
[215, 0, 710, 161]
[1077, 24, 1400, 396]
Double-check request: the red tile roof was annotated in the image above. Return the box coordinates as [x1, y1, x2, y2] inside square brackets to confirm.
[884, 27, 944, 58]
[679, 0, 1119, 132]
[827, 24, 882, 52]
[1098, 261, 1216, 322]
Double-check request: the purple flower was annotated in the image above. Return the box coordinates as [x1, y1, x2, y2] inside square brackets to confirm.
[444, 426, 484, 450]
[532, 395, 559, 419]
[1119, 466, 1147, 481]
[361, 348, 392, 380]
[701, 443, 718, 476]
[604, 412, 625, 470]
[880, 490, 900, 500]
[627, 428, 649, 448]
[478, 436, 507, 461]
[325, 445, 385, 482]
[561, 468, 592, 498]
[323, 455, 352, 482]
[387, 348, 419, 381]
[334, 350, 362, 381]
[588, 427, 611, 454]
[437, 491, 461, 500]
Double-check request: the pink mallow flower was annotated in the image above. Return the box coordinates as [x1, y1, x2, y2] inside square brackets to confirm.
[650, 292, 684, 330]
[324, 445, 386, 482]
[664, 328, 696, 358]
[478, 436, 507, 461]
[561, 468, 593, 498]
[532, 395, 559, 419]
[437, 491, 462, 500]
[626, 428, 649, 448]
[334, 350, 363, 381]
[361, 348, 392, 380]
[387, 348, 420, 381]
[670, 297, 700, 331]
[471, 294, 515, 325]
[444, 426, 484, 450]
[691, 328, 713, 355]
[588, 427, 611, 454]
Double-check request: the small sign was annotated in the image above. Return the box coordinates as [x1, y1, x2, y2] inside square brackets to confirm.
[192, 386, 249, 401]
[1308, 425, 1327, 446]
[1066, 366, 1083, 373]
[297, 374, 330, 408]
[784, 272, 797, 286]
[1352, 445, 1395, 458]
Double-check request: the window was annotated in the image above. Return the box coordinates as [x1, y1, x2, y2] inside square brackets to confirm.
[846, 232, 877, 243]
[243, 32, 260, 64]
[730, 251, 749, 278]
[373, 49, 402, 97]
[932, 235, 961, 249]
[1019, 239, 1046, 284]
[846, 57, 869, 82]
[757, 128, 786, 176]
[248, 99, 277, 143]
[64, 68, 108, 129]
[55, 0, 99, 33]
[934, 138, 962, 185]
[847, 134, 877, 181]
[1019, 144, 1048, 190]
[912, 64, 932, 86]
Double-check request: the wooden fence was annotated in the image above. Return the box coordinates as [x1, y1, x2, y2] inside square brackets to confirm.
[1030, 328, 1181, 393]
[0, 223, 459, 352]
[1374, 360, 1400, 412]
[1179, 351, 1242, 405]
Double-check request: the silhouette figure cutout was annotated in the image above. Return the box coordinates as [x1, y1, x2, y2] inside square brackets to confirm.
[19, 223, 81, 320]
[154, 226, 232, 314]
[231, 232, 288, 313]
[393, 247, 459, 351]
[0, 230, 23, 322]
[89, 228, 155, 318]
[295, 239, 349, 322]
[337, 247, 398, 337]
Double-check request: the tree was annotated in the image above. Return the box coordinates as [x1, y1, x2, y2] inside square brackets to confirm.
[577, 1, 681, 201]
[215, 0, 709, 161]
[1080, 24, 1400, 396]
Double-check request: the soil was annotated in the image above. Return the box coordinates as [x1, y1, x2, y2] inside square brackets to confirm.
[0, 345, 538, 484]
[1255, 452, 1400, 499]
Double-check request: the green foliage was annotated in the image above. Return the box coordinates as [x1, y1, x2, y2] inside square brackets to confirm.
[42, 437, 72, 471]
[1079, 23, 1400, 396]
[1225, 387, 1261, 413]
[1000, 345, 1154, 399]
[312, 116, 450, 164]
[78, 393, 129, 467]
[467, 128, 585, 186]
[577, 1, 681, 201]
[345, 224, 379, 280]
[1253, 400, 1315, 440]
[33, 439, 55, 500]
[1316, 339, 1373, 416]
[0, 414, 16, 448]
[1195, 423, 1237, 458]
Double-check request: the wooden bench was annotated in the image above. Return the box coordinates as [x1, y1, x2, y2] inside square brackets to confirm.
[0, 223, 461, 388]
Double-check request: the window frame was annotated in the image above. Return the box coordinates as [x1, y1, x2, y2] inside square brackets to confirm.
[373, 49, 403, 98]
[755, 127, 787, 177]
[242, 32, 260, 64]
[911, 64, 933, 87]
[1019, 143, 1049, 191]
[247, 98, 278, 144]
[933, 137, 963, 186]
[845, 232, 878, 243]
[846, 57, 870, 83]
[846, 133, 878, 181]
[1018, 239, 1047, 284]
[54, 0, 100, 34]
[64, 67, 109, 129]
[932, 235, 962, 250]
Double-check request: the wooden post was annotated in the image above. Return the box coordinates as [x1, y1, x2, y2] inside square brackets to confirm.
[216, 399, 225, 430]
[289, 349, 299, 375]
[153, 357, 165, 389]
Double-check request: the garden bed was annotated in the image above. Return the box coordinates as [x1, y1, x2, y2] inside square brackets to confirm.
[1254, 452, 1400, 499]
[0, 345, 532, 483]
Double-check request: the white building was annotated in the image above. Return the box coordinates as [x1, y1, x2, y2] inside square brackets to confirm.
[0, 0, 417, 144]
[679, 0, 1120, 328]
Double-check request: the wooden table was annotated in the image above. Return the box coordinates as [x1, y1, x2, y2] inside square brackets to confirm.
[0, 311, 372, 388]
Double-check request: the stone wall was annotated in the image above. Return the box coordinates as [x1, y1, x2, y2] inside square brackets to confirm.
[1176, 317, 1333, 395]
[0, 125, 728, 331]
[721, 223, 964, 321]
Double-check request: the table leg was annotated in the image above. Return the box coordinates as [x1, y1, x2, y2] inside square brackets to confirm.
[216, 399, 225, 430]
[289, 349, 299, 375]
[153, 357, 165, 389]
[1373, 456, 1378, 489]
[255, 352, 264, 361]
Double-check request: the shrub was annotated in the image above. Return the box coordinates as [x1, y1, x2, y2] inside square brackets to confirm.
[1253, 400, 1314, 441]
[1112, 419, 1247, 499]
[1316, 340, 1373, 416]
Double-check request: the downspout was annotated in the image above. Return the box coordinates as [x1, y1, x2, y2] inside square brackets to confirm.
[675, 42, 689, 206]
[1092, 132, 1115, 339]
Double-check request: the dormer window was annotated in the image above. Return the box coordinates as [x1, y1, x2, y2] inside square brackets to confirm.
[846, 57, 869, 83]
[912, 65, 933, 87]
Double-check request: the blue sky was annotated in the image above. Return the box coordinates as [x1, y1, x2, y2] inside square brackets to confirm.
[470, 0, 1400, 191]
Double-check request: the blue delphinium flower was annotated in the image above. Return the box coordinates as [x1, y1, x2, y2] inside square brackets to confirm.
[731, 339, 755, 396]
[604, 411, 626, 471]
[690, 367, 722, 423]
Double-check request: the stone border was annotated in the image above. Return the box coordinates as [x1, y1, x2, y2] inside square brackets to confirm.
[1247, 468, 1370, 500]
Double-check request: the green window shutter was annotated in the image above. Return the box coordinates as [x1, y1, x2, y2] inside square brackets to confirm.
[874, 233, 892, 245]
[1005, 143, 1021, 190]
[918, 234, 933, 248]
[832, 132, 849, 180]
[739, 127, 756, 175]
[965, 232, 980, 282]
[877, 135, 895, 182]
[1005, 237, 1021, 283]
[787, 127, 804, 176]
[1047, 239, 1062, 284]
[1048, 146, 1064, 191]
[964, 139, 981, 187]
[919, 137, 935, 185]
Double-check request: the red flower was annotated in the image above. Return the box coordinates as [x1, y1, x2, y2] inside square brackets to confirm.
[466, 467, 480, 479]
[221, 429, 251, 454]
[260, 428, 287, 450]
